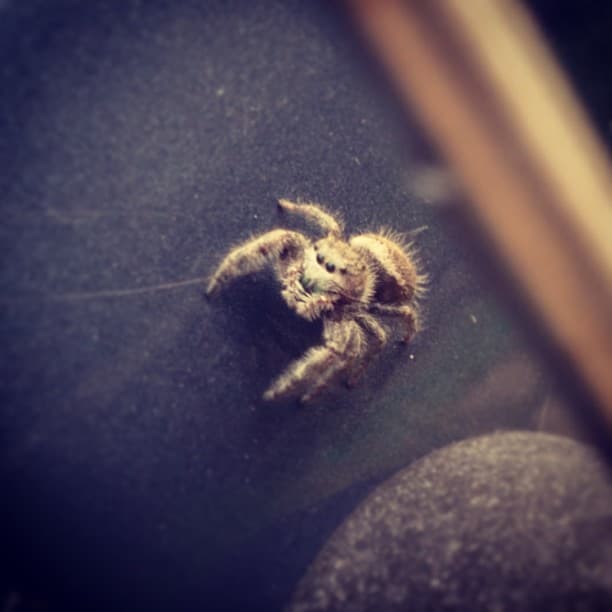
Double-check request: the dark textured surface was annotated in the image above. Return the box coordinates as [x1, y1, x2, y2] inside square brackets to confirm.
[0, 1, 595, 611]
[289, 432, 612, 612]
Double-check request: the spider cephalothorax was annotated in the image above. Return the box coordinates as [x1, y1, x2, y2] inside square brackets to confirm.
[207, 199, 426, 403]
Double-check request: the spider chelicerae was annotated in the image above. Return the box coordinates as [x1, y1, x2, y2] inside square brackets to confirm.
[207, 199, 426, 403]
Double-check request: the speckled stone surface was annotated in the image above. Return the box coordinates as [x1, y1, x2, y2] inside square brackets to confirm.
[289, 432, 612, 612]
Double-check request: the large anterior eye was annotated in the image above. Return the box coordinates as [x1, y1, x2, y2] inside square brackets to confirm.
[326, 262, 335, 273]
[316, 253, 324, 265]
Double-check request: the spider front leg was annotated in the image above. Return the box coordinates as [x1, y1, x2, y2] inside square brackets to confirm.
[263, 346, 345, 404]
[278, 198, 343, 237]
[206, 229, 307, 297]
[263, 319, 365, 403]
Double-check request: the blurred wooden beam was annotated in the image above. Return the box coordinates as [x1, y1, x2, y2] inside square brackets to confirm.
[350, 0, 612, 429]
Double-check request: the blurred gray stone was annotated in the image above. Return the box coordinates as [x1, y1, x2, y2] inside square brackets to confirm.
[289, 432, 612, 612]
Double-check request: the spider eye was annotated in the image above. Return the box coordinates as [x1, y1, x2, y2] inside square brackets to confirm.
[316, 253, 324, 265]
[340, 268, 347, 275]
[326, 262, 335, 273]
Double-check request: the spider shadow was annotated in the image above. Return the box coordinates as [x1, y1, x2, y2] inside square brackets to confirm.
[210, 270, 323, 401]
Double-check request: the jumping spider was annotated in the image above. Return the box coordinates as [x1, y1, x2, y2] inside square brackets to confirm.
[206, 199, 426, 403]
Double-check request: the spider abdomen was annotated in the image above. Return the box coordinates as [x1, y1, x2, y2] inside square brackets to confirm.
[349, 233, 424, 305]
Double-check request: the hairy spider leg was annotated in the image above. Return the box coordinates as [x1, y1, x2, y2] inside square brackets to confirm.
[369, 303, 420, 343]
[263, 319, 365, 403]
[345, 314, 388, 387]
[206, 229, 307, 296]
[277, 198, 343, 237]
